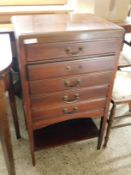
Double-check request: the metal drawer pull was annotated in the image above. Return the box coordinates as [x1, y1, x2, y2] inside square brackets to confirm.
[64, 79, 81, 88]
[66, 66, 71, 71]
[63, 93, 80, 103]
[63, 106, 78, 114]
[65, 47, 83, 55]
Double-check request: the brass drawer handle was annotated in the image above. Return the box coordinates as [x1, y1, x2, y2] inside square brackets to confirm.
[64, 79, 81, 88]
[66, 66, 71, 71]
[63, 93, 80, 103]
[63, 106, 78, 114]
[65, 47, 83, 55]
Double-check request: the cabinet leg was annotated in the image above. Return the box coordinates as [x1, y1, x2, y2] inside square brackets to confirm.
[31, 151, 36, 166]
[29, 139, 35, 166]
[97, 116, 106, 149]
[28, 130, 36, 166]
[103, 102, 116, 148]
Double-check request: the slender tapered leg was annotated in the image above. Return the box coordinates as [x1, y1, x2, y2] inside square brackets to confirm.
[97, 116, 106, 149]
[0, 79, 16, 175]
[8, 72, 21, 139]
[103, 102, 116, 148]
[31, 149, 36, 166]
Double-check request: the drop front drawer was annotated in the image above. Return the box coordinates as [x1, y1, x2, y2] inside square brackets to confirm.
[29, 71, 112, 95]
[33, 108, 105, 129]
[25, 40, 117, 62]
[27, 56, 115, 81]
[32, 99, 106, 129]
[31, 85, 108, 107]
[32, 98, 106, 121]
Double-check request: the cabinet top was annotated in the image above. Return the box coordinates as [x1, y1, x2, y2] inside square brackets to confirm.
[12, 14, 124, 37]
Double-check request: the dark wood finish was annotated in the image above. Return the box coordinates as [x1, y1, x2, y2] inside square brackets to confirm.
[29, 71, 112, 95]
[27, 56, 115, 80]
[12, 14, 124, 165]
[31, 85, 108, 106]
[32, 98, 106, 129]
[26, 40, 117, 62]
[0, 34, 17, 175]
[33, 83, 108, 100]
[12, 14, 123, 37]
[33, 109, 104, 130]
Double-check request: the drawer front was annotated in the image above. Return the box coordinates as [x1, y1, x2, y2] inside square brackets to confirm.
[33, 108, 104, 129]
[32, 98, 106, 120]
[31, 85, 108, 107]
[26, 40, 116, 62]
[29, 71, 112, 95]
[27, 56, 115, 81]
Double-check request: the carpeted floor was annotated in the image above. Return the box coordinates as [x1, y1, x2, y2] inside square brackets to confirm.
[1, 97, 131, 175]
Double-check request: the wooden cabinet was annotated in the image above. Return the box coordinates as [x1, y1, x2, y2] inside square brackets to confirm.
[12, 14, 124, 165]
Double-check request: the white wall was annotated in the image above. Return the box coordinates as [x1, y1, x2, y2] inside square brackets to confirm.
[76, 0, 95, 14]
[76, 0, 130, 22]
[95, 0, 130, 22]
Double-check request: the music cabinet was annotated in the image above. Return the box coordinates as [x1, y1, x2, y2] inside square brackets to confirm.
[12, 14, 124, 165]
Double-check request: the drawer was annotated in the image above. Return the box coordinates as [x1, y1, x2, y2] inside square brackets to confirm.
[33, 109, 104, 129]
[25, 40, 117, 62]
[31, 85, 108, 107]
[32, 98, 106, 119]
[29, 71, 112, 95]
[27, 56, 115, 81]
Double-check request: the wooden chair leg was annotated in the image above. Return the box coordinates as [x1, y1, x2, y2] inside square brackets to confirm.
[8, 72, 21, 139]
[103, 102, 116, 148]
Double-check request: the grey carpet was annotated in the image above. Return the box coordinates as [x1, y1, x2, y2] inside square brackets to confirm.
[1, 97, 131, 175]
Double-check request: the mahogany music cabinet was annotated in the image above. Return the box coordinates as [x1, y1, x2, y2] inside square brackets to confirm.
[12, 14, 124, 165]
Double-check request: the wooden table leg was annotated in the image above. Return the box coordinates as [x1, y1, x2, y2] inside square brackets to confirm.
[0, 79, 16, 175]
[8, 71, 21, 139]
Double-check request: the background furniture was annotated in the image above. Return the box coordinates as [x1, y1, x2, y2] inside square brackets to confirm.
[103, 70, 131, 147]
[103, 20, 131, 147]
[0, 34, 20, 175]
[116, 17, 131, 68]
[116, 17, 131, 50]
[12, 14, 124, 165]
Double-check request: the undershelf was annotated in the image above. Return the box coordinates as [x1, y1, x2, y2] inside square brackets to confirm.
[34, 118, 99, 151]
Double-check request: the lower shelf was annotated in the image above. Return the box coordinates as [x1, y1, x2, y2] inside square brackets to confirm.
[34, 118, 99, 151]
